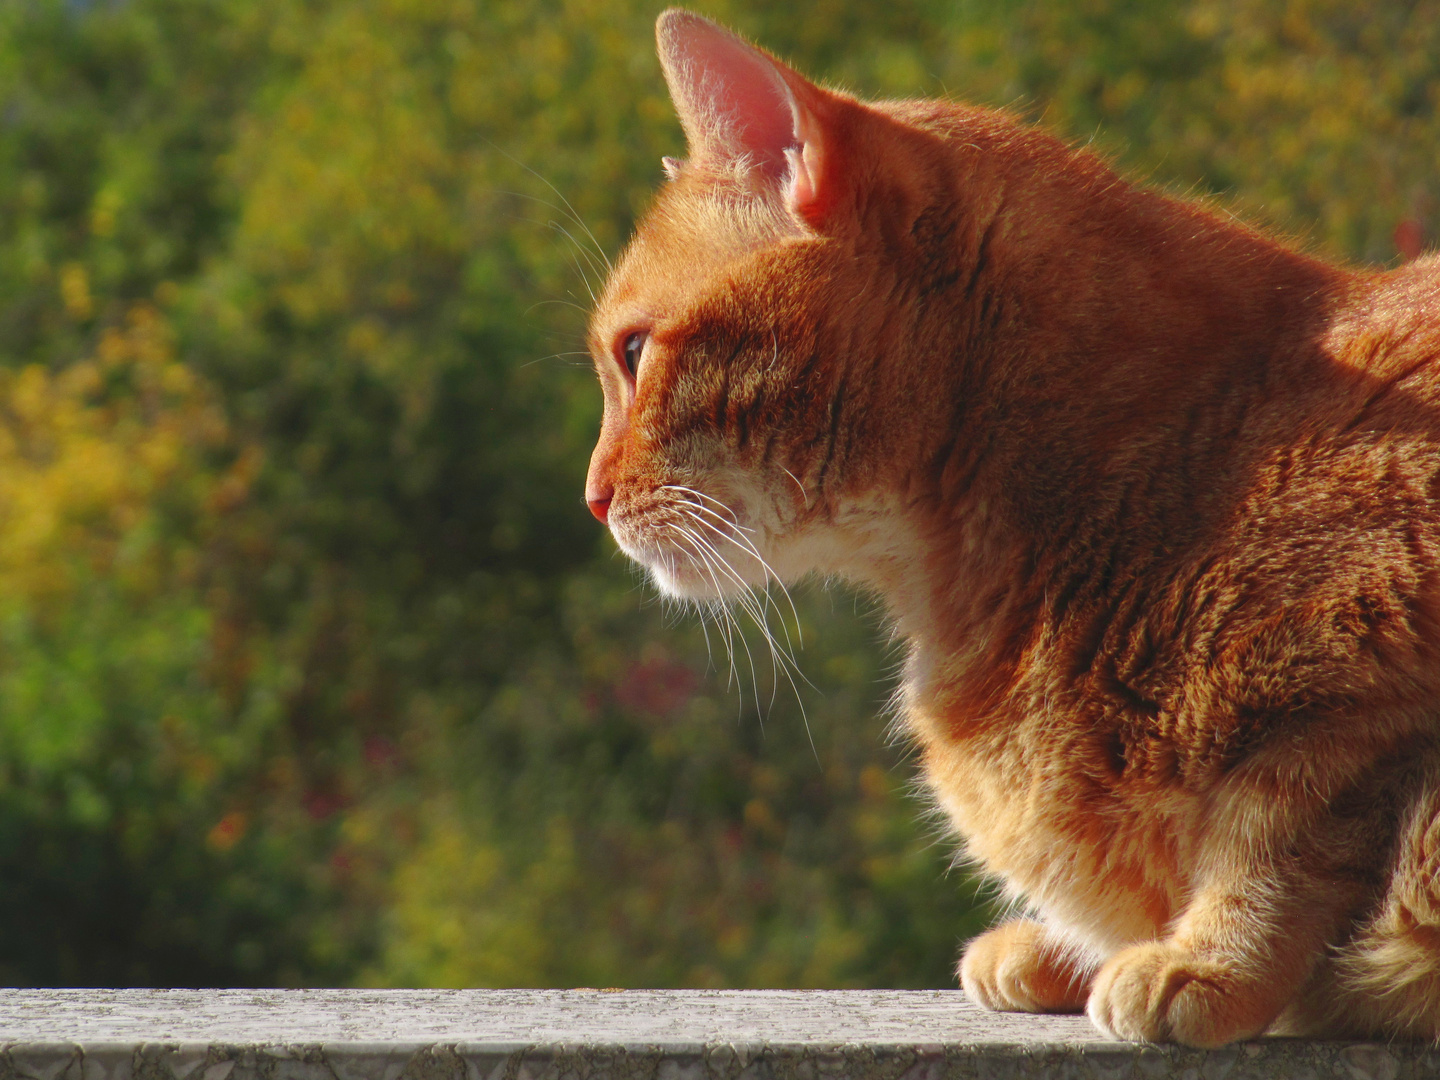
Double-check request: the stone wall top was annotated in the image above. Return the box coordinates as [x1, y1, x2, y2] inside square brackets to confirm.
[0, 989, 1425, 1080]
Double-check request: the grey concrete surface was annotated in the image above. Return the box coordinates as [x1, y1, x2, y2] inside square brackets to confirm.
[0, 989, 1427, 1080]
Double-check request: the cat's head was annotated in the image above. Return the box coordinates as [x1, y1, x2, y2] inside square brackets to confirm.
[585, 10, 962, 601]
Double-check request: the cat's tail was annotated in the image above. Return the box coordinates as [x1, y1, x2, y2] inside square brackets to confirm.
[1323, 784, 1440, 1039]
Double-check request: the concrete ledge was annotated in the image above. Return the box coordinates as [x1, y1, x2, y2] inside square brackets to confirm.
[0, 990, 1427, 1080]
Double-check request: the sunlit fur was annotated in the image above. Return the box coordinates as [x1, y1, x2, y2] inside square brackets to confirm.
[586, 10, 1440, 1046]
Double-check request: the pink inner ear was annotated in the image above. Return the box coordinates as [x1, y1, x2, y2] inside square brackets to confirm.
[658, 11, 797, 180]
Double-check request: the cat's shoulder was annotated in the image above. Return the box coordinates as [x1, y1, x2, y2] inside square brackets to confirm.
[1336, 255, 1440, 360]
[1374, 253, 1440, 312]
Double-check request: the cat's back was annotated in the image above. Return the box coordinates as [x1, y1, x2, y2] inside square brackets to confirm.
[1311, 254, 1440, 453]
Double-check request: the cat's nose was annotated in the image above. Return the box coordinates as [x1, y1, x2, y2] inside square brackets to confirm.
[585, 450, 617, 524]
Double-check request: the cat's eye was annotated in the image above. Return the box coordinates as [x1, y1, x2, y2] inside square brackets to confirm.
[620, 331, 648, 379]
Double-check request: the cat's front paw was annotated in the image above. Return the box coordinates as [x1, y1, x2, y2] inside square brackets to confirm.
[1086, 942, 1275, 1047]
[959, 919, 1089, 1013]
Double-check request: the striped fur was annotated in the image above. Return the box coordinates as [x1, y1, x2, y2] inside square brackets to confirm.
[585, 10, 1440, 1045]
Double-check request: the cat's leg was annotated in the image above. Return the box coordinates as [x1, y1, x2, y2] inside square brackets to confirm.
[1086, 858, 1361, 1047]
[959, 918, 1093, 1013]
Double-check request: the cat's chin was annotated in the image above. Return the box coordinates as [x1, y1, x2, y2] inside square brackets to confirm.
[613, 523, 773, 602]
[646, 561, 750, 603]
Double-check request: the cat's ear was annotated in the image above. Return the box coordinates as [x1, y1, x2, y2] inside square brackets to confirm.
[656, 9, 842, 227]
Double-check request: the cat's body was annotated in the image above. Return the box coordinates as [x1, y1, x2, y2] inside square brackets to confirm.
[585, 10, 1440, 1045]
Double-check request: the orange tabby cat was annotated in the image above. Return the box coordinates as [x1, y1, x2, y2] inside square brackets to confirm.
[584, 10, 1440, 1046]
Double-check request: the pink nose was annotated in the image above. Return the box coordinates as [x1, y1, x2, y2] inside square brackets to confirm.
[587, 496, 611, 524]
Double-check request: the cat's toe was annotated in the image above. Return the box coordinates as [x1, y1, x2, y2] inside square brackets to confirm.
[959, 928, 1015, 1010]
[959, 920, 1087, 1013]
[1087, 942, 1274, 1047]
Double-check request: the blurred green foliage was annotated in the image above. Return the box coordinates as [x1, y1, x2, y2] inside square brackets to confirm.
[0, 0, 1433, 988]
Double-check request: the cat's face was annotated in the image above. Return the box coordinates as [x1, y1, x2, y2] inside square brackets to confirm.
[585, 172, 814, 600]
[585, 11, 922, 602]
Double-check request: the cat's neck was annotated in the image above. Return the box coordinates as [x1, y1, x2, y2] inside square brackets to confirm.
[818, 115, 1358, 716]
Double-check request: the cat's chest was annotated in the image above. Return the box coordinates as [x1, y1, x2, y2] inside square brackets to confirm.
[906, 691, 1194, 956]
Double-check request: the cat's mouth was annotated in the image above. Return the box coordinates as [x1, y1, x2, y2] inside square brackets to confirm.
[609, 484, 772, 602]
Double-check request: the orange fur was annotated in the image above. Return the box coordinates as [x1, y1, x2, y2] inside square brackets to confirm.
[586, 10, 1440, 1045]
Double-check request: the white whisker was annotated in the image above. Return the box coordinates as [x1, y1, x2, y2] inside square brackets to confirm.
[670, 523, 752, 706]
[781, 467, 810, 509]
[674, 515, 815, 749]
[547, 221, 603, 303]
[484, 152, 614, 274]
[669, 493, 806, 655]
[683, 509, 801, 660]
[677, 520, 784, 719]
[651, 487, 817, 751]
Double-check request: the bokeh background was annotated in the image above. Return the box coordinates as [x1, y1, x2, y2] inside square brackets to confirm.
[0, 0, 1435, 988]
